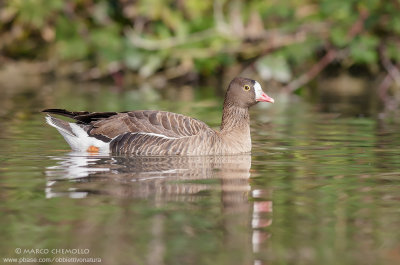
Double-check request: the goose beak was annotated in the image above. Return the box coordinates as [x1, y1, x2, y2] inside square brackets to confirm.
[254, 81, 274, 103]
[256, 92, 274, 103]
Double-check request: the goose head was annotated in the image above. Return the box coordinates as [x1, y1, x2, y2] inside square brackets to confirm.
[224, 77, 274, 108]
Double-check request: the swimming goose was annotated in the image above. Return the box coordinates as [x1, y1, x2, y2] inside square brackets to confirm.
[43, 77, 274, 155]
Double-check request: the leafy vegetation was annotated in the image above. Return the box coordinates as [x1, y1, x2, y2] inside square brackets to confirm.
[0, 0, 400, 92]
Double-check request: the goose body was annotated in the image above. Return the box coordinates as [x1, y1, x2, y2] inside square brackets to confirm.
[43, 77, 274, 155]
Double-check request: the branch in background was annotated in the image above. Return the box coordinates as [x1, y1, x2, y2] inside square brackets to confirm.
[378, 44, 400, 112]
[347, 7, 369, 38]
[168, 30, 309, 59]
[379, 44, 400, 85]
[378, 73, 398, 112]
[284, 49, 337, 93]
[229, 0, 245, 37]
[378, 74, 393, 103]
[284, 8, 369, 93]
[213, 0, 229, 33]
[125, 28, 218, 51]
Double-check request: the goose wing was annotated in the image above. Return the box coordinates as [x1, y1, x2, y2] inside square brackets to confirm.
[90, 110, 211, 141]
[43, 109, 212, 142]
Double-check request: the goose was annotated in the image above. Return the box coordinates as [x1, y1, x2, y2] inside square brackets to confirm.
[43, 77, 274, 155]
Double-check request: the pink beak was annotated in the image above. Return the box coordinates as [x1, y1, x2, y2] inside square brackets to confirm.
[256, 92, 275, 103]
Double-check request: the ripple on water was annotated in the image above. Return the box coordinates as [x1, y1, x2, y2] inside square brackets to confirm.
[0, 98, 399, 265]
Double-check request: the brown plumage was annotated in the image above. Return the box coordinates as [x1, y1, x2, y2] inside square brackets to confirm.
[43, 77, 274, 155]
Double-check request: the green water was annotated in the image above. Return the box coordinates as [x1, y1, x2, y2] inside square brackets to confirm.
[0, 85, 399, 265]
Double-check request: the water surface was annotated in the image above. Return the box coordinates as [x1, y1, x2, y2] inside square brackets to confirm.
[0, 85, 399, 265]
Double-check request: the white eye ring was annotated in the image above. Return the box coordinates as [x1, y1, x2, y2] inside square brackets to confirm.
[244, 85, 250, 91]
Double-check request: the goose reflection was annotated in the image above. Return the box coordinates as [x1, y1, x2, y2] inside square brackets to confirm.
[45, 153, 272, 265]
[45, 154, 253, 199]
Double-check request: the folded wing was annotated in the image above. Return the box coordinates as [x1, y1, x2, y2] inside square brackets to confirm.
[43, 109, 212, 143]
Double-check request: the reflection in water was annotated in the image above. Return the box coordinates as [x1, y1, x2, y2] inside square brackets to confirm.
[45, 153, 272, 264]
[45, 154, 252, 199]
[252, 189, 273, 255]
[1, 84, 400, 265]
[1, 95, 399, 265]
[45, 155, 111, 198]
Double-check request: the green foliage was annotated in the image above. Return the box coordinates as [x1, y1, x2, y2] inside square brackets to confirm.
[9, 0, 63, 27]
[1, 0, 399, 79]
[349, 35, 379, 64]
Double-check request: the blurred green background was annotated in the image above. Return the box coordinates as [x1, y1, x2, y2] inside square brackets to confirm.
[0, 0, 400, 118]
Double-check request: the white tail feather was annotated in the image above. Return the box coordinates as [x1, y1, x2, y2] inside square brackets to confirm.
[45, 116, 75, 137]
[45, 116, 110, 153]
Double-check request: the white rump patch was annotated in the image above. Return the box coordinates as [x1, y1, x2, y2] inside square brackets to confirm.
[69, 124, 110, 152]
[254, 81, 263, 100]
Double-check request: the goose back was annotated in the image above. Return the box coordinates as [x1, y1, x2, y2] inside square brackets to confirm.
[88, 110, 213, 141]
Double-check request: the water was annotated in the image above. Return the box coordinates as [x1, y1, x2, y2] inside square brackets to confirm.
[0, 85, 400, 265]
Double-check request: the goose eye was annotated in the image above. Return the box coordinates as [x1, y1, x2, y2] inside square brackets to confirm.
[243, 85, 250, 91]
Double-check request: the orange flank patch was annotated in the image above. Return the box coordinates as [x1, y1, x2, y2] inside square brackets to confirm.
[87, 145, 99, 153]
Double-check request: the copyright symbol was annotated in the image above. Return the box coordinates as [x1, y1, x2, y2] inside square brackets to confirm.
[15, 248, 21, 254]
